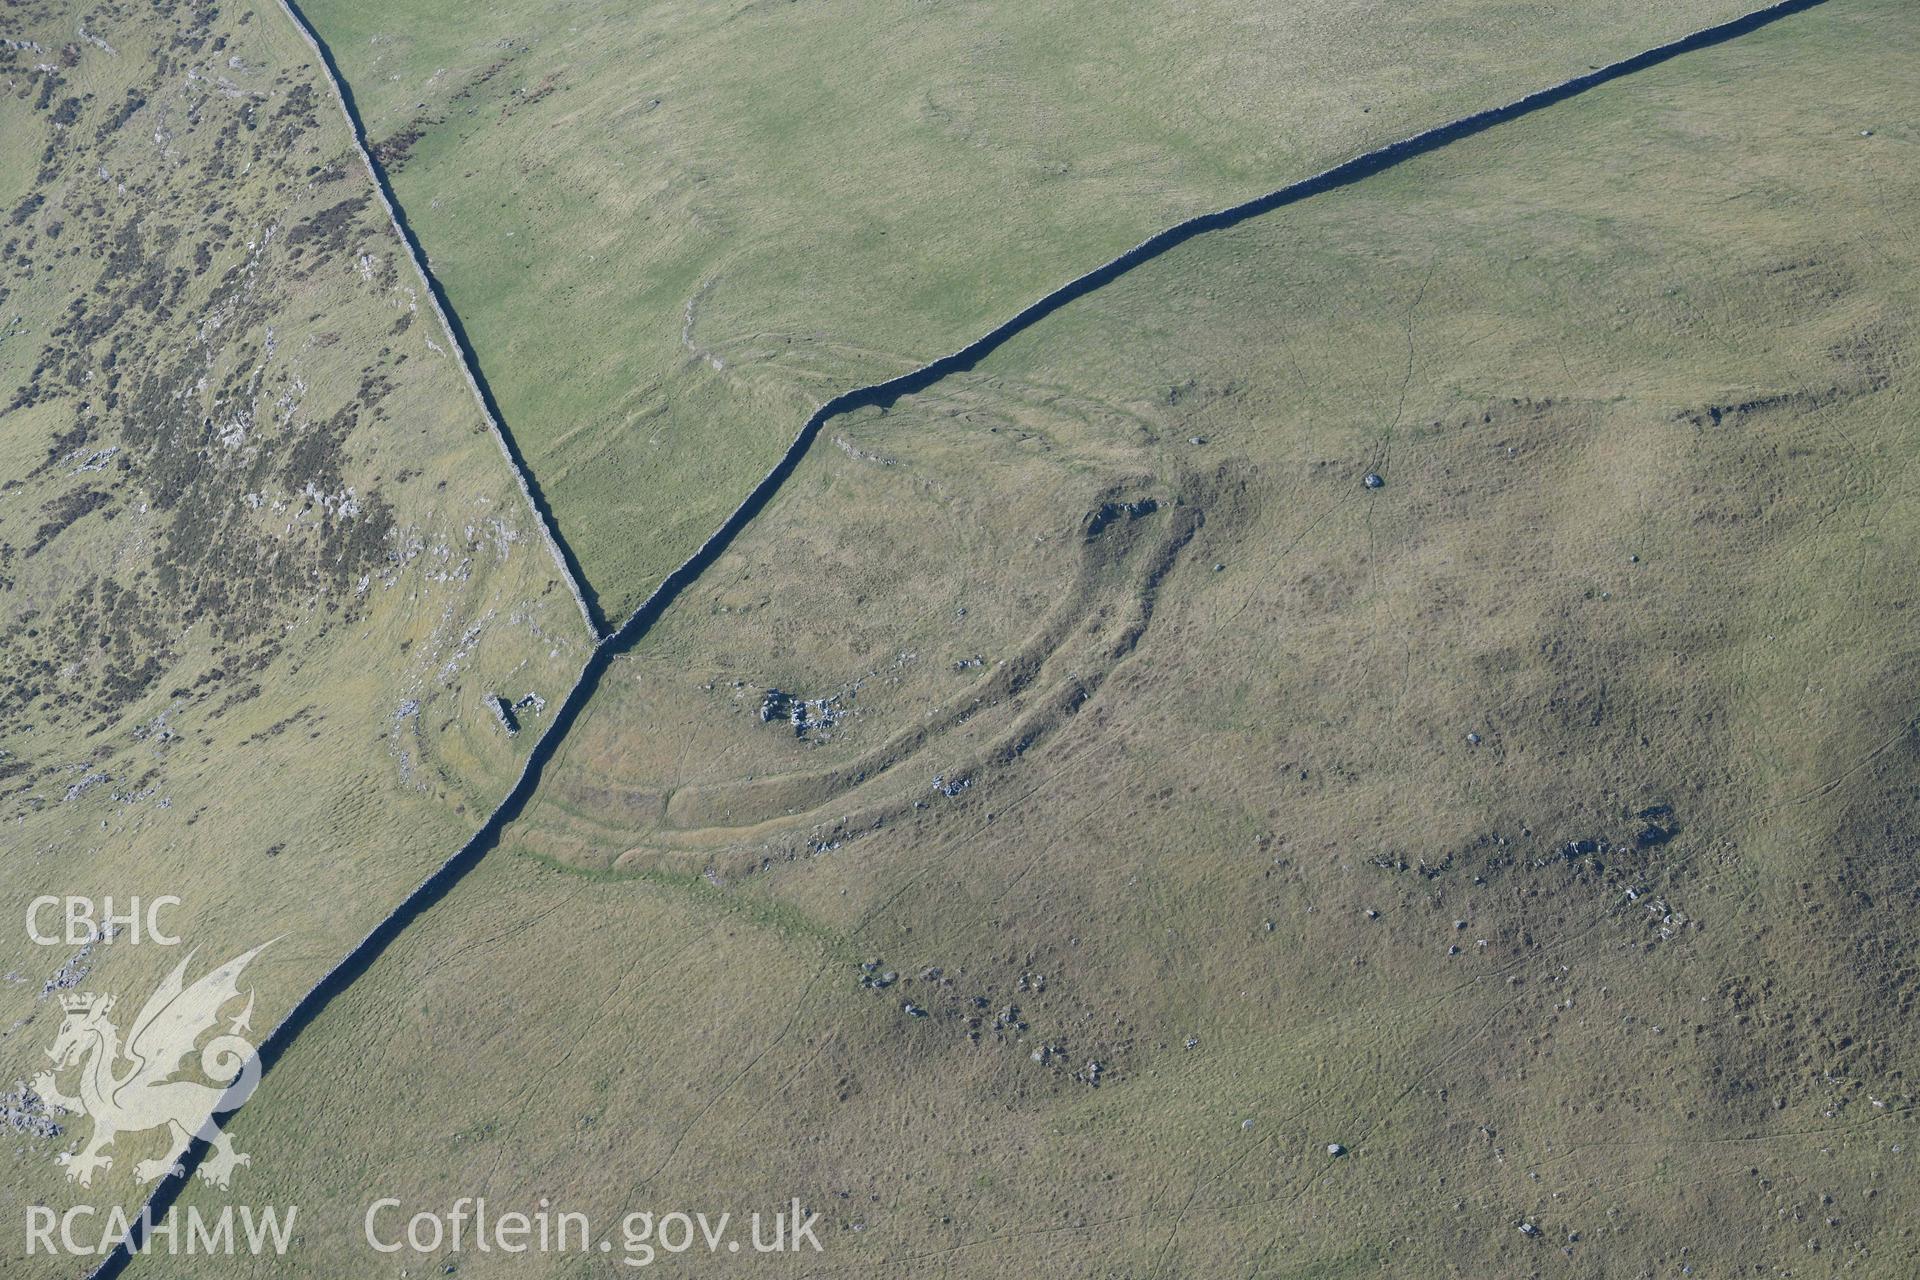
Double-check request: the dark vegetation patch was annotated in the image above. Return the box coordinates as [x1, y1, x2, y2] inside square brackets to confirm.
[498, 71, 562, 123]
[0, 2, 410, 782]
[26, 488, 112, 556]
[371, 124, 426, 172]
[94, 88, 146, 141]
[284, 195, 369, 253]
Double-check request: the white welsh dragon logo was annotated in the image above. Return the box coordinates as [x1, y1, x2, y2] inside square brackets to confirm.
[33, 944, 269, 1190]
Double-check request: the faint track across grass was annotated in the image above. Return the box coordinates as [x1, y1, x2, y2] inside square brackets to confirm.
[93, 0, 1832, 1269]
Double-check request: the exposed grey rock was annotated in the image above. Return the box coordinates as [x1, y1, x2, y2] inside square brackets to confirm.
[760, 688, 846, 739]
[0, 1083, 62, 1139]
[42, 931, 106, 999]
[61, 771, 111, 803]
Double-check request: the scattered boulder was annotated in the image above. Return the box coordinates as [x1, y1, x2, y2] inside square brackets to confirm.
[0, 1082, 63, 1138]
[42, 933, 106, 998]
[1086, 498, 1159, 538]
[760, 688, 845, 739]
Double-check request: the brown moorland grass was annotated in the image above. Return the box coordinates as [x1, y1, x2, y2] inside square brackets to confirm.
[166, 2, 1920, 1276]
[0, 0, 587, 1245]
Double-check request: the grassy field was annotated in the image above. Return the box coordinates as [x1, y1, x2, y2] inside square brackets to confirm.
[164, 0, 1920, 1275]
[295, 0, 1764, 618]
[0, 0, 589, 1252]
